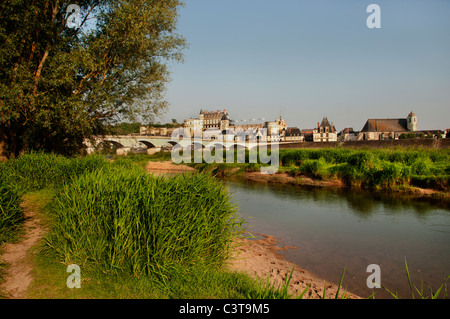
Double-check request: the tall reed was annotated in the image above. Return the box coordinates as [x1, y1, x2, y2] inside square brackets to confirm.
[0, 183, 23, 244]
[45, 165, 244, 276]
[0, 152, 107, 245]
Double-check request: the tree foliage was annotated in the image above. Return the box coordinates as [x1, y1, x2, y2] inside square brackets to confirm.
[0, 0, 186, 157]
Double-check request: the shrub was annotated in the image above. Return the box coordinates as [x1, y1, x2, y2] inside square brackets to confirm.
[347, 151, 375, 170]
[410, 157, 432, 175]
[371, 161, 406, 188]
[300, 158, 329, 179]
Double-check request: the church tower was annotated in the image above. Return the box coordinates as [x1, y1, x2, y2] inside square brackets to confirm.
[407, 111, 417, 131]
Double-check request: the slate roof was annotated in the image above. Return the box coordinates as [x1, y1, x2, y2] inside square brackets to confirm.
[361, 119, 408, 132]
[318, 117, 336, 132]
[285, 127, 301, 136]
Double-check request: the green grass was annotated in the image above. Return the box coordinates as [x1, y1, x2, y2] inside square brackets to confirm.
[0, 152, 108, 246]
[186, 148, 450, 192]
[0, 184, 23, 245]
[279, 148, 450, 190]
[1, 152, 299, 299]
[29, 249, 269, 299]
[2, 151, 449, 299]
[44, 165, 244, 277]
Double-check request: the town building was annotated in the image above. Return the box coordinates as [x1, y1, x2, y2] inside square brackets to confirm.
[300, 129, 314, 142]
[339, 128, 358, 141]
[357, 111, 417, 140]
[313, 117, 337, 142]
[284, 127, 304, 142]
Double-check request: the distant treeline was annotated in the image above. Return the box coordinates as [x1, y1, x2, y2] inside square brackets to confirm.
[106, 121, 182, 135]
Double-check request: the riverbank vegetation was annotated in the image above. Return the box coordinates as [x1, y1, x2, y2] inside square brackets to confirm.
[187, 147, 450, 197]
[1, 152, 449, 298]
[0, 152, 309, 298]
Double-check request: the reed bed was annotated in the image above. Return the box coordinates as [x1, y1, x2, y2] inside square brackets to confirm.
[1, 152, 246, 292]
[45, 164, 244, 276]
[191, 148, 450, 191]
[0, 183, 23, 244]
[0, 152, 107, 245]
[282, 148, 450, 190]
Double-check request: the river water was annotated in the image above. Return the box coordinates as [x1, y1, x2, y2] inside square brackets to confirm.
[224, 178, 450, 299]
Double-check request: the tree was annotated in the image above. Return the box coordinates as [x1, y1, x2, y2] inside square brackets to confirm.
[0, 0, 186, 157]
[107, 122, 141, 135]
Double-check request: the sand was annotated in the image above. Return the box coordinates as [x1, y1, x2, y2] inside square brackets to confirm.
[0, 197, 46, 298]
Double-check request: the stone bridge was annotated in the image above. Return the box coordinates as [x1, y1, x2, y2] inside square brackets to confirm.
[86, 135, 279, 155]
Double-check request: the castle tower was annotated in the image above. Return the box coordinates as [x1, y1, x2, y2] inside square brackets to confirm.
[220, 113, 229, 131]
[407, 111, 417, 131]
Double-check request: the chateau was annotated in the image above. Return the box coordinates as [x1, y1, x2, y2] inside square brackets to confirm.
[183, 109, 288, 141]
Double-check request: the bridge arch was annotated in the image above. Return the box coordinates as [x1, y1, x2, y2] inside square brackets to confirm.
[166, 140, 182, 148]
[102, 140, 125, 149]
[138, 140, 156, 149]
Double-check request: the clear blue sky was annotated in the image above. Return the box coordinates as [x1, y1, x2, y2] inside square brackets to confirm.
[162, 0, 450, 131]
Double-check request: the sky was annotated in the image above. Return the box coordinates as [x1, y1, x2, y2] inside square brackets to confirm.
[161, 0, 450, 131]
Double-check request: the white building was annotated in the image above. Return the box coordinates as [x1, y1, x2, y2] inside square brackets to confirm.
[313, 117, 337, 142]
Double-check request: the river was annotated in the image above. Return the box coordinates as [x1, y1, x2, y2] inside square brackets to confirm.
[224, 178, 450, 299]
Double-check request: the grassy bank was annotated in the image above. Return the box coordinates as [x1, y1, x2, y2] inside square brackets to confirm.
[0, 152, 302, 299]
[1, 152, 448, 299]
[185, 148, 450, 197]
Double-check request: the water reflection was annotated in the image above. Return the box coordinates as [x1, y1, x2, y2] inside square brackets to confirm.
[225, 177, 449, 218]
[223, 177, 450, 299]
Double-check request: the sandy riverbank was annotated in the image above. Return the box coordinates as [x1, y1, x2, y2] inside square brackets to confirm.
[228, 235, 360, 299]
[145, 161, 361, 299]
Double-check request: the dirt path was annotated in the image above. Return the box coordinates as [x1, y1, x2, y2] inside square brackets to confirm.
[0, 197, 46, 299]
